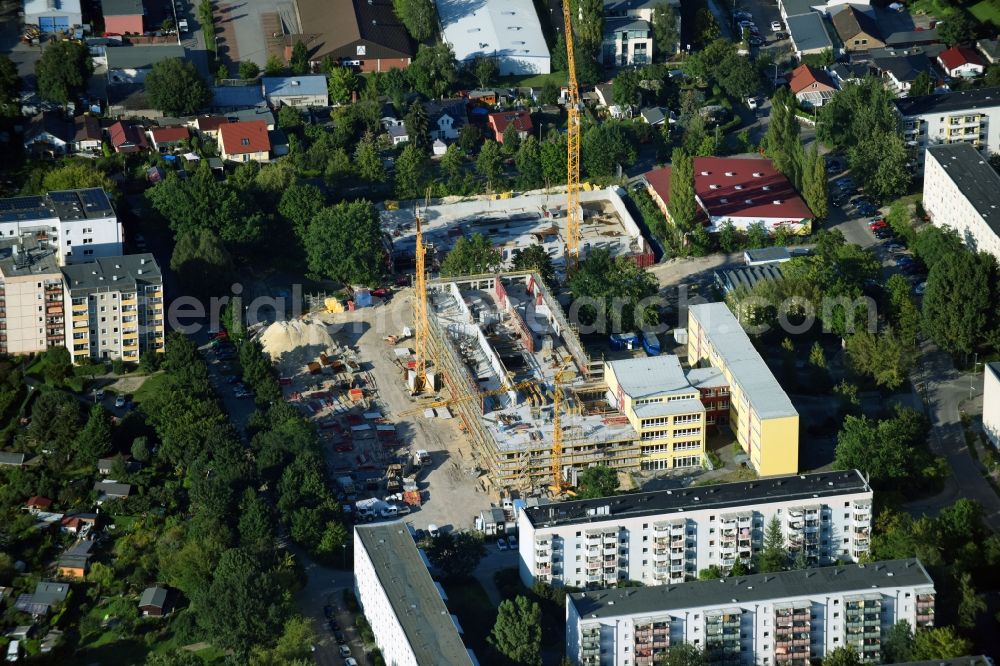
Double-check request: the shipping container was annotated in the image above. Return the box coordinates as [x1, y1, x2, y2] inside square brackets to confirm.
[642, 331, 661, 356]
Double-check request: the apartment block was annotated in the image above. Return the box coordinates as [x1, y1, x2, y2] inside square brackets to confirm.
[62, 254, 164, 364]
[0, 189, 123, 265]
[923, 142, 1000, 262]
[687, 303, 799, 475]
[354, 523, 475, 666]
[894, 87, 1000, 170]
[604, 356, 706, 471]
[518, 470, 872, 589]
[566, 559, 935, 666]
[984, 362, 1000, 449]
[0, 238, 65, 355]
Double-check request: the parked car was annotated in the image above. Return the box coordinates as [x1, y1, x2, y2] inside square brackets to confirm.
[335, 631, 346, 644]
[95, 389, 105, 401]
[748, 36, 764, 46]
[338, 646, 350, 658]
[915, 281, 927, 294]
[746, 96, 759, 109]
[496, 538, 508, 551]
[508, 535, 518, 549]
[345, 659, 358, 666]
[428, 524, 440, 538]
[771, 20, 783, 31]
[178, 18, 188, 32]
[884, 243, 904, 253]
[869, 220, 887, 229]
[114, 395, 126, 408]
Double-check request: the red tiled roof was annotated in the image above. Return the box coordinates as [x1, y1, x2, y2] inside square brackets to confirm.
[787, 64, 837, 94]
[488, 111, 533, 140]
[937, 46, 983, 71]
[109, 120, 147, 151]
[645, 157, 814, 224]
[195, 115, 230, 132]
[27, 495, 52, 509]
[149, 126, 189, 144]
[219, 120, 270, 155]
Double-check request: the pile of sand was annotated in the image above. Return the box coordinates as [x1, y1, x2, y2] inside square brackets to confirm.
[259, 319, 336, 376]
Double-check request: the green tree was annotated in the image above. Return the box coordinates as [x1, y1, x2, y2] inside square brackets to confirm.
[667, 148, 697, 232]
[278, 183, 324, 242]
[470, 56, 499, 89]
[238, 488, 275, 554]
[937, 11, 975, 46]
[0, 55, 21, 117]
[764, 86, 804, 188]
[694, 7, 720, 43]
[409, 43, 458, 98]
[44, 346, 73, 386]
[441, 233, 501, 276]
[355, 133, 387, 183]
[502, 121, 522, 156]
[131, 436, 150, 462]
[922, 251, 994, 355]
[913, 225, 965, 269]
[514, 135, 543, 190]
[511, 244, 555, 286]
[910, 626, 973, 660]
[539, 80, 560, 105]
[270, 616, 317, 663]
[238, 60, 260, 80]
[290, 41, 310, 75]
[170, 227, 234, 298]
[458, 123, 482, 152]
[698, 565, 724, 580]
[823, 647, 862, 666]
[40, 162, 117, 196]
[476, 139, 504, 188]
[145, 58, 210, 116]
[746, 221, 769, 249]
[36, 40, 92, 104]
[540, 133, 567, 186]
[756, 516, 787, 572]
[910, 70, 934, 97]
[833, 408, 930, 487]
[392, 0, 437, 41]
[881, 621, 914, 663]
[575, 0, 605, 58]
[844, 328, 917, 390]
[886, 273, 920, 345]
[328, 66, 360, 105]
[76, 404, 112, 462]
[718, 221, 741, 253]
[576, 466, 619, 498]
[395, 143, 429, 199]
[613, 68, 642, 108]
[802, 143, 828, 219]
[441, 143, 466, 186]
[956, 571, 985, 630]
[264, 54, 285, 76]
[277, 105, 302, 129]
[305, 200, 384, 285]
[582, 122, 638, 178]
[568, 248, 659, 333]
[651, 3, 679, 54]
[426, 531, 486, 580]
[405, 101, 430, 153]
[489, 595, 543, 666]
[655, 643, 708, 666]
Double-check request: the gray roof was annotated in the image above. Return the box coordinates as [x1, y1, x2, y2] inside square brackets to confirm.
[745, 246, 791, 263]
[423, 98, 468, 130]
[261, 75, 329, 99]
[14, 595, 49, 615]
[893, 86, 1000, 117]
[0, 451, 27, 465]
[688, 303, 797, 419]
[211, 86, 265, 110]
[0, 188, 115, 224]
[604, 15, 650, 35]
[606, 355, 692, 399]
[979, 39, 1000, 62]
[715, 264, 785, 293]
[830, 62, 870, 81]
[33, 581, 70, 606]
[523, 469, 869, 529]
[640, 107, 667, 125]
[570, 559, 934, 618]
[872, 53, 934, 83]
[786, 12, 833, 53]
[62, 254, 161, 296]
[101, 0, 142, 16]
[93, 480, 132, 497]
[604, 0, 664, 12]
[883, 27, 938, 46]
[224, 107, 275, 126]
[780, 0, 817, 18]
[139, 586, 168, 608]
[685, 366, 726, 389]
[926, 143, 1000, 239]
[58, 540, 95, 568]
[355, 523, 474, 665]
[106, 45, 186, 70]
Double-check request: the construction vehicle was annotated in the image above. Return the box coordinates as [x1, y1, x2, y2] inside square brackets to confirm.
[561, 0, 581, 269]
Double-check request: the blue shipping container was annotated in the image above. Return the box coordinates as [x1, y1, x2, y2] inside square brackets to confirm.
[642, 332, 661, 356]
[610, 332, 641, 351]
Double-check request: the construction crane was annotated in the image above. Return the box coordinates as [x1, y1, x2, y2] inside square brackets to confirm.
[411, 192, 431, 395]
[561, 0, 581, 270]
[398, 379, 538, 418]
[549, 369, 574, 496]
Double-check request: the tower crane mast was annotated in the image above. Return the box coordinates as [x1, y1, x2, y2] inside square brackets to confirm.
[561, 0, 581, 269]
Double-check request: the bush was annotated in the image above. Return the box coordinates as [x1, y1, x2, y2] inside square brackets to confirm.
[112, 359, 127, 375]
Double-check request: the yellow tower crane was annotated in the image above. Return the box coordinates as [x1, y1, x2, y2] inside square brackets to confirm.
[411, 194, 430, 395]
[549, 369, 574, 495]
[561, 0, 582, 269]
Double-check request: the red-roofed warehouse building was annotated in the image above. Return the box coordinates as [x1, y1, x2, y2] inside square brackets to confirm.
[937, 46, 985, 79]
[645, 157, 814, 235]
[487, 111, 533, 143]
[218, 120, 270, 162]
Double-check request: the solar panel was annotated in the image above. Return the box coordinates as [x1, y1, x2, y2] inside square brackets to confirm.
[79, 188, 110, 212]
[48, 191, 79, 203]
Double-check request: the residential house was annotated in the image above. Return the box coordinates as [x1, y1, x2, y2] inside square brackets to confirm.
[193, 115, 231, 140]
[830, 61, 870, 87]
[15, 581, 70, 616]
[148, 126, 189, 153]
[640, 107, 669, 126]
[423, 98, 467, 141]
[106, 45, 186, 85]
[893, 87, 1000, 170]
[269, 128, 289, 156]
[883, 26, 939, 48]
[101, 0, 143, 34]
[94, 481, 132, 504]
[923, 143, 1000, 262]
[25, 496, 53, 513]
[288, 0, 414, 72]
[57, 539, 94, 579]
[261, 75, 329, 109]
[379, 102, 402, 130]
[24, 0, 82, 32]
[487, 111, 533, 143]
[432, 139, 447, 156]
[139, 586, 171, 616]
[73, 115, 102, 154]
[218, 120, 270, 162]
[938, 46, 985, 78]
[604, 0, 680, 55]
[435, 0, 550, 75]
[594, 82, 615, 107]
[387, 124, 409, 146]
[108, 120, 147, 153]
[210, 84, 265, 111]
[979, 38, 1000, 65]
[60, 513, 98, 536]
[23, 111, 72, 156]
[786, 12, 834, 59]
[0, 238, 63, 354]
[0, 452, 28, 466]
[225, 106, 275, 129]
[98, 455, 137, 475]
[467, 89, 497, 106]
[831, 4, 883, 51]
[872, 53, 938, 95]
[603, 16, 653, 66]
[985, 362, 1000, 448]
[787, 63, 838, 107]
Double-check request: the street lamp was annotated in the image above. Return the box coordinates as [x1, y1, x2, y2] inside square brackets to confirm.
[341, 543, 347, 569]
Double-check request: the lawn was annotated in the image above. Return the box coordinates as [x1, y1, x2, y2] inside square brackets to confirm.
[132, 371, 170, 404]
[969, 0, 1000, 26]
[498, 70, 569, 88]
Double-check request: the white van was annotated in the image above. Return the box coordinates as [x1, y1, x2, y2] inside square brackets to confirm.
[380, 505, 398, 518]
[6, 639, 20, 663]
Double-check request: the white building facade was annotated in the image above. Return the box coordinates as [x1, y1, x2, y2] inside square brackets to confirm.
[895, 87, 1000, 170]
[984, 362, 1000, 448]
[566, 559, 935, 666]
[518, 470, 873, 590]
[923, 143, 1000, 261]
[435, 0, 551, 75]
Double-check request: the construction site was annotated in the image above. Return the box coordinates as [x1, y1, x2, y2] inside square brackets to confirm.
[382, 186, 655, 276]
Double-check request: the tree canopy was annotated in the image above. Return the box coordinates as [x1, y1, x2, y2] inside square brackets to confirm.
[305, 200, 384, 286]
[511, 244, 555, 286]
[441, 233, 501, 276]
[922, 250, 996, 355]
[576, 466, 619, 498]
[145, 58, 210, 116]
[834, 406, 932, 488]
[392, 0, 437, 42]
[568, 249, 659, 334]
[426, 531, 486, 580]
[0, 55, 20, 117]
[489, 595, 543, 666]
[36, 40, 92, 104]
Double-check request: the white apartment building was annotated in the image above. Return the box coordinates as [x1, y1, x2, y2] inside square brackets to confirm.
[62, 254, 164, 364]
[354, 523, 476, 666]
[566, 559, 935, 666]
[0, 189, 123, 266]
[0, 238, 65, 355]
[518, 470, 873, 589]
[984, 362, 1000, 449]
[894, 86, 1000, 170]
[923, 143, 1000, 262]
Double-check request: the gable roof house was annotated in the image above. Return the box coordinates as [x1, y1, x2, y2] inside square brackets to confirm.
[288, 0, 415, 73]
[0, 451, 28, 466]
[387, 124, 409, 146]
[73, 115, 102, 154]
[109, 120, 147, 153]
[15, 581, 70, 616]
[193, 115, 231, 139]
[831, 4, 882, 51]
[979, 38, 1000, 65]
[423, 98, 467, 141]
[218, 120, 271, 162]
[23, 111, 73, 157]
[830, 61, 870, 87]
[937, 46, 985, 78]
[261, 75, 329, 109]
[25, 496, 53, 513]
[787, 63, 838, 107]
[786, 12, 834, 59]
[148, 126, 189, 153]
[139, 586, 171, 616]
[94, 481, 132, 504]
[872, 53, 938, 95]
[57, 539, 95, 579]
[60, 513, 98, 535]
[487, 110, 533, 143]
